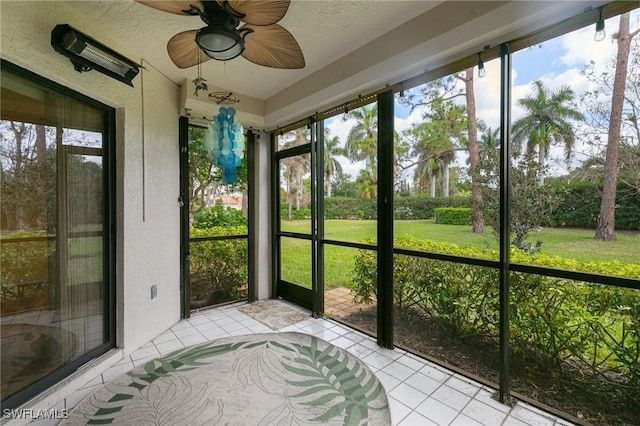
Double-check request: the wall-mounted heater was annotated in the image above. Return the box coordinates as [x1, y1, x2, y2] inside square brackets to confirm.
[51, 24, 140, 87]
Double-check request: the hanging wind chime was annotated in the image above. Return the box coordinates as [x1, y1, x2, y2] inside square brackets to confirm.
[205, 107, 244, 184]
[192, 62, 208, 97]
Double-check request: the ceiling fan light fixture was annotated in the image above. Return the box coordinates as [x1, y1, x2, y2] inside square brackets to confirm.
[196, 25, 244, 61]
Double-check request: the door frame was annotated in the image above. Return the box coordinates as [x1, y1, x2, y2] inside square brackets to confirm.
[272, 124, 319, 312]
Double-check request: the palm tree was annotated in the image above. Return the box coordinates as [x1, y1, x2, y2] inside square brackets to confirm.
[438, 148, 456, 197]
[414, 147, 441, 196]
[512, 80, 584, 186]
[404, 96, 466, 197]
[281, 129, 310, 219]
[478, 126, 500, 162]
[355, 168, 378, 200]
[408, 129, 457, 197]
[344, 104, 377, 173]
[323, 129, 344, 197]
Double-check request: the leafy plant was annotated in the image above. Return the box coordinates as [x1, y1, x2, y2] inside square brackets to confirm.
[193, 205, 247, 229]
[434, 207, 472, 225]
[283, 336, 387, 424]
[0, 230, 53, 314]
[350, 234, 640, 390]
[189, 226, 248, 307]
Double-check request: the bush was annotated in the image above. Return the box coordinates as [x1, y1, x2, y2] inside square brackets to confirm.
[1, 230, 53, 315]
[550, 181, 640, 230]
[280, 207, 311, 220]
[350, 235, 640, 390]
[395, 195, 472, 220]
[193, 205, 247, 228]
[324, 197, 377, 219]
[189, 226, 248, 307]
[323, 195, 473, 220]
[434, 207, 472, 225]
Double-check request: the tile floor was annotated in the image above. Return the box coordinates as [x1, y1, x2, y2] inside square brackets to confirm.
[27, 300, 575, 426]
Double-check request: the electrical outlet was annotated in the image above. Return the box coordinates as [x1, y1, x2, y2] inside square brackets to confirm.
[151, 285, 158, 299]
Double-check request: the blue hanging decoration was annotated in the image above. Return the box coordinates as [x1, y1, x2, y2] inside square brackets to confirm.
[206, 107, 244, 184]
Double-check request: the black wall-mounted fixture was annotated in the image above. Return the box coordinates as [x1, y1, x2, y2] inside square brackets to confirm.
[51, 24, 140, 87]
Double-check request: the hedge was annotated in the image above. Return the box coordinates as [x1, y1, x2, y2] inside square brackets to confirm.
[349, 235, 640, 394]
[434, 207, 472, 225]
[193, 205, 247, 228]
[321, 195, 473, 220]
[550, 181, 640, 230]
[289, 183, 639, 230]
[323, 197, 377, 219]
[0, 230, 53, 315]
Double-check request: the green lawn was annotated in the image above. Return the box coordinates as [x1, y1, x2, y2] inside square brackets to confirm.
[280, 219, 639, 288]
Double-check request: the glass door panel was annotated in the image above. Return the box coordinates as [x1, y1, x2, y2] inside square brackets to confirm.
[1, 64, 114, 407]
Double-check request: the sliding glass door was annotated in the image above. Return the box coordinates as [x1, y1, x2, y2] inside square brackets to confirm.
[0, 61, 115, 409]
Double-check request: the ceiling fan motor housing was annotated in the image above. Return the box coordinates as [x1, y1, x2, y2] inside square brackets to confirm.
[196, 2, 246, 60]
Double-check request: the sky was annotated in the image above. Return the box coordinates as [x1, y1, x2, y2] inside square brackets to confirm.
[326, 10, 639, 181]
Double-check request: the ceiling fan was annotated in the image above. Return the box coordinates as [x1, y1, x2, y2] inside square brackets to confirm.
[136, 0, 305, 69]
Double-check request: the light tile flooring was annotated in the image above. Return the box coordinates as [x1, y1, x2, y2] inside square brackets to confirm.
[30, 300, 575, 426]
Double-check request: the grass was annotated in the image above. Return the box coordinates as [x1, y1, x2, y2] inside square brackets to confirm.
[280, 219, 639, 288]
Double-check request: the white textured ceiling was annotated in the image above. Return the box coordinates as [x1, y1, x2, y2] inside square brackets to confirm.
[64, 0, 605, 128]
[68, 0, 441, 100]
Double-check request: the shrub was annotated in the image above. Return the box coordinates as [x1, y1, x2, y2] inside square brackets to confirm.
[193, 205, 247, 228]
[550, 181, 640, 230]
[395, 195, 472, 220]
[434, 207, 472, 225]
[189, 226, 248, 307]
[350, 235, 640, 389]
[280, 207, 311, 220]
[324, 197, 377, 219]
[323, 195, 473, 220]
[1, 230, 53, 314]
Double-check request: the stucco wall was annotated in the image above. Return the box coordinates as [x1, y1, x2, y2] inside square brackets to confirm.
[1, 1, 182, 354]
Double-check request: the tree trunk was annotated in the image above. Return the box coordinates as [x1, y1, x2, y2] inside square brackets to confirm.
[443, 164, 450, 197]
[538, 146, 545, 187]
[241, 183, 248, 216]
[430, 174, 436, 197]
[595, 13, 633, 241]
[462, 68, 485, 233]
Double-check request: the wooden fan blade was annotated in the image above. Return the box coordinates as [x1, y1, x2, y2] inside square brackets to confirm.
[136, 0, 203, 16]
[241, 24, 304, 69]
[167, 30, 210, 68]
[217, 0, 290, 26]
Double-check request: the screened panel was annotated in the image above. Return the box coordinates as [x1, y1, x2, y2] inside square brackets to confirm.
[509, 10, 640, 278]
[509, 272, 639, 424]
[280, 237, 312, 289]
[189, 237, 248, 308]
[323, 104, 378, 244]
[393, 61, 501, 260]
[324, 245, 377, 337]
[187, 124, 248, 310]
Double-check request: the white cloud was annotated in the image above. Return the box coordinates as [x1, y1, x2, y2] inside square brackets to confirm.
[559, 16, 619, 68]
[474, 58, 502, 130]
[322, 9, 640, 182]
